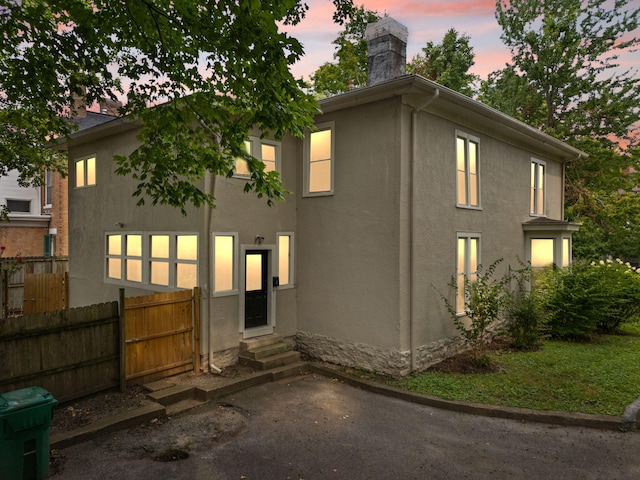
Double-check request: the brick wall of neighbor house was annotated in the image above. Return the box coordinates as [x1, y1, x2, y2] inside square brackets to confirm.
[42, 171, 69, 256]
[0, 226, 47, 257]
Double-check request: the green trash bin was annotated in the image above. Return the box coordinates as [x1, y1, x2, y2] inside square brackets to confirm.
[0, 387, 58, 480]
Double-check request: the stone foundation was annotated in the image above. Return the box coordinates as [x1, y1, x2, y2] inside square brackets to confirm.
[296, 331, 473, 377]
[296, 331, 411, 377]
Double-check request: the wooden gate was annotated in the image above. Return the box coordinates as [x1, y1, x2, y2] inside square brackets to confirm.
[121, 289, 200, 386]
[22, 272, 68, 314]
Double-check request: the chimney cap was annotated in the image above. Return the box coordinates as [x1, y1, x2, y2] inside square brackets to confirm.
[365, 17, 408, 44]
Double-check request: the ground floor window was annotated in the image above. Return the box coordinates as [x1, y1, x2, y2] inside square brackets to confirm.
[277, 232, 294, 288]
[105, 232, 198, 289]
[456, 233, 480, 314]
[213, 232, 238, 295]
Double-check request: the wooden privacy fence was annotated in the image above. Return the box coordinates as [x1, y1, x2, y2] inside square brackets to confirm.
[0, 288, 200, 403]
[121, 288, 200, 387]
[23, 272, 68, 314]
[1, 257, 69, 318]
[0, 303, 120, 403]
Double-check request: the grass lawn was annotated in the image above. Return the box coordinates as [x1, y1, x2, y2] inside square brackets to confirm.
[392, 325, 640, 416]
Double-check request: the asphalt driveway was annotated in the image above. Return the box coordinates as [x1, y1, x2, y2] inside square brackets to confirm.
[53, 373, 640, 479]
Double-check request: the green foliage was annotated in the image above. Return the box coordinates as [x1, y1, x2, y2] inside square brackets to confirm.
[536, 259, 640, 340]
[502, 263, 547, 350]
[495, 0, 640, 144]
[438, 259, 512, 361]
[407, 28, 478, 97]
[0, 0, 319, 212]
[310, 1, 381, 97]
[393, 336, 640, 416]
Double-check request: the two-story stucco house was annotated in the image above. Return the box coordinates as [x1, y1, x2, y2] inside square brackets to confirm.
[61, 19, 583, 376]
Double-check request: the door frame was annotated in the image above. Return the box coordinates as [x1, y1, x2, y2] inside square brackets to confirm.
[239, 244, 276, 338]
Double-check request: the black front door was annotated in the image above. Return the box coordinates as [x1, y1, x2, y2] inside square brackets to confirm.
[244, 250, 269, 329]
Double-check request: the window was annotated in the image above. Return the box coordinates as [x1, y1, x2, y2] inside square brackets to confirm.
[456, 234, 480, 314]
[530, 238, 554, 267]
[76, 156, 96, 188]
[213, 233, 238, 294]
[234, 138, 281, 178]
[105, 233, 198, 289]
[530, 159, 545, 215]
[456, 132, 480, 208]
[304, 122, 334, 196]
[562, 238, 570, 267]
[6, 199, 30, 213]
[277, 232, 294, 287]
[45, 169, 53, 206]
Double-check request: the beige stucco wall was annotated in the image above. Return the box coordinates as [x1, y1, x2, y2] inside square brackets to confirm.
[296, 98, 406, 355]
[67, 127, 206, 307]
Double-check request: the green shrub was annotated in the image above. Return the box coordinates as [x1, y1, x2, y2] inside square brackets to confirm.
[536, 259, 640, 340]
[438, 259, 511, 362]
[503, 263, 547, 350]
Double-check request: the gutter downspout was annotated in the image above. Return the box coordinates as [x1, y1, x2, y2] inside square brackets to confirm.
[410, 88, 439, 372]
[204, 172, 222, 374]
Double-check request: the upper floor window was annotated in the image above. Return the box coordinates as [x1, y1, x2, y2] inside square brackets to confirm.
[456, 132, 480, 208]
[6, 199, 31, 213]
[76, 156, 96, 188]
[45, 169, 53, 206]
[530, 159, 545, 216]
[234, 138, 281, 178]
[304, 122, 334, 196]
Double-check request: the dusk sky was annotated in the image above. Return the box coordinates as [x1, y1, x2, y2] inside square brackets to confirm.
[285, 0, 640, 82]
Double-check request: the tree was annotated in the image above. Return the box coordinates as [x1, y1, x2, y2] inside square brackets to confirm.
[408, 28, 478, 97]
[0, 0, 318, 213]
[310, 1, 381, 97]
[478, 65, 546, 125]
[495, 0, 640, 145]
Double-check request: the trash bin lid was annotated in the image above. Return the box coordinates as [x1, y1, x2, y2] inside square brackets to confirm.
[0, 387, 55, 414]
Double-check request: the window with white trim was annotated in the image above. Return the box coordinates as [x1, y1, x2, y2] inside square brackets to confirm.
[530, 159, 545, 216]
[456, 132, 480, 208]
[213, 233, 238, 295]
[234, 138, 281, 178]
[45, 169, 53, 206]
[6, 199, 31, 213]
[105, 233, 198, 289]
[277, 232, 294, 287]
[304, 122, 334, 196]
[456, 234, 480, 314]
[75, 155, 96, 188]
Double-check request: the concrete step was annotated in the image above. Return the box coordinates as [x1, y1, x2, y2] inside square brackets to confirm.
[239, 333, 285, 353]
[146, 384, 196, 406]
[166, 398, 206, 416]
[239, 350, 301, 370]
[242, 342, 292, 360]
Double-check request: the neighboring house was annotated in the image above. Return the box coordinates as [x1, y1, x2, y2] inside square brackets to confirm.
[61, 18, 583, 376]
[0, 108, 118, 258]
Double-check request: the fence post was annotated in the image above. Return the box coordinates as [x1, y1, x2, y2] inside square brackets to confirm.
[119, 288, 126, 392]
[2, 269, 7, 319]
[193, 287, 201, 374]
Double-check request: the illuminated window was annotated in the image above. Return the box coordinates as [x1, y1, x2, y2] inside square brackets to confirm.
[213, 233, 238, 294]
[76, 156, 96, 188]
[105, 232, 198, 288]
[277, 232, 294, 287]
[531, 238, 555, 267]
[456, 132, 480, 208]
[234, 138, 280, 178]
[530, 159, 545, 215]
[456, 234, 480, 314]
[304, 122, 334, 196]
[562, 238, 570, 267]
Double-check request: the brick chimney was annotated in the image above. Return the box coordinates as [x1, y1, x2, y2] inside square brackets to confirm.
[99, 98, 123, 116]
[365, 17, 408, 86]
[71, 85, 87, 118]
